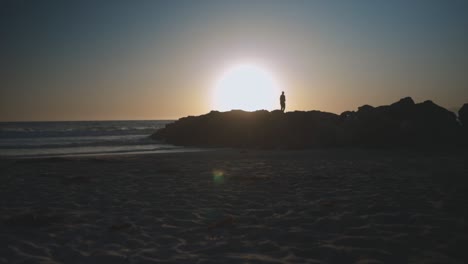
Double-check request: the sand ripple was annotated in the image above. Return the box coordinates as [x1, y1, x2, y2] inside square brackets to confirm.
[1, 149, 467, 263]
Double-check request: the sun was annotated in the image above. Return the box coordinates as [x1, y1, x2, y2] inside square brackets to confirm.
[212, 64, 281, 111]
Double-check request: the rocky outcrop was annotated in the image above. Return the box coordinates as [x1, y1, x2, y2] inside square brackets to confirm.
[460, 104, 468, 145]
[152, 109, 340, 148]
[152, 97, 464, 148]
[338, 97, 460, 146]
[459, 103, 468, 127]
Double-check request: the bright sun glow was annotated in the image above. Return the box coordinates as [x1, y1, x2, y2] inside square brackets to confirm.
[213, 64, 281, 111]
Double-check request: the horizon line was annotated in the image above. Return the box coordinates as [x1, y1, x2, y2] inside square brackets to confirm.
[0, 118, 177, 123]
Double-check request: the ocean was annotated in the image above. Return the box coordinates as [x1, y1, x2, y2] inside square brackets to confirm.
[0, 120, 185, 158]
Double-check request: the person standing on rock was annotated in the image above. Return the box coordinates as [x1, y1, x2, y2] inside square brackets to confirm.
[280, 91, 286, 112]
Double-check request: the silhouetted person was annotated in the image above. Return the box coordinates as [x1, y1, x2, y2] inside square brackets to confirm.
[280, 91, 286, 112]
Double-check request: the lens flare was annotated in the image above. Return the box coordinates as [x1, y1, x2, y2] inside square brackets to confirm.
[212, 169, 225, 184]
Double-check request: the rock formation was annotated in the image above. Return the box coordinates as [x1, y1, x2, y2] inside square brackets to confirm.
[459, 103, 468, 127]
[152, 97, 465, 148]
[339, 97, 460, 147]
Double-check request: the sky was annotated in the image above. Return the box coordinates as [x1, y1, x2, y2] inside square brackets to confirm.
[1, 0, 467, 121]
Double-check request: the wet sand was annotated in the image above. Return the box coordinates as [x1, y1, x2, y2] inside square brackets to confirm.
[1, 149, 467, 263]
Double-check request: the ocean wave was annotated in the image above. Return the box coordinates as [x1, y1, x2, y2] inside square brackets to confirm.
[0, 120, 176, 157]
[0, 120, 173, 138]
[0, 135, 156, 149]
[0, 143, 184, 157]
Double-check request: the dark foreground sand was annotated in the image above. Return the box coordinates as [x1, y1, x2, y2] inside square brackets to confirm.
[1, 149, 467, 264]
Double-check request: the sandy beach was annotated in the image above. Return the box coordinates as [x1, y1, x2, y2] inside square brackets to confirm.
[1, 149, 467, 263]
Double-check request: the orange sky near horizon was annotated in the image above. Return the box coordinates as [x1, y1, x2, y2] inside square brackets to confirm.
[1, 1, 467, 121]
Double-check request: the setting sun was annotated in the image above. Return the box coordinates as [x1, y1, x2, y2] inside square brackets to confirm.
[2, 2, 467, 263]
[212, 64, 281, 112]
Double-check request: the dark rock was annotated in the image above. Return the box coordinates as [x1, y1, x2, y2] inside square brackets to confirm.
[357, 104, 374, 113]
[459, 103, 468, 127]
[152, 97, 463, 148]
[152, 109, 340, 148]
[339, 98, 460, 147]
[390, 96, 414, 108]
[460, 104, 468, 146]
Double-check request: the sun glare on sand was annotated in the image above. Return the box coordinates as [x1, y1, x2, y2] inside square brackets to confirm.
[213, 64, 280, 111]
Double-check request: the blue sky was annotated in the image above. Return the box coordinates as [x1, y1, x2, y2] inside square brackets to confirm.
[1, 0, 467, 120]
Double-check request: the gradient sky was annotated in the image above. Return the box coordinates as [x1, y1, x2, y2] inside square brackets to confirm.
[1, 0, 467, 121]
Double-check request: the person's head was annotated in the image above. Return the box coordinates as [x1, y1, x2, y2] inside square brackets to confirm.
[282, 91, 284, 95]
